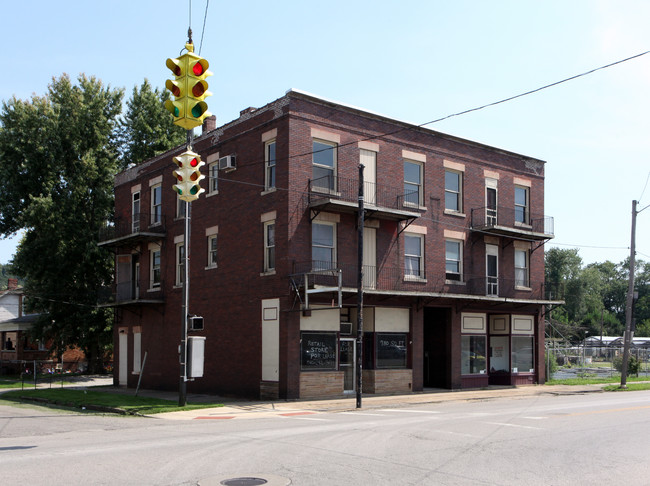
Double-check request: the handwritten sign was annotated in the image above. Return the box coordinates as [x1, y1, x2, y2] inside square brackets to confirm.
[301, 332, 337, 370]
[376, 333, 407, 369]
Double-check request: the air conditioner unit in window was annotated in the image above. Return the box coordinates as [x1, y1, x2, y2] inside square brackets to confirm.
[189, 316, 204, 331]
[219, 155, 236, 172]
[340, 322, 352, 335]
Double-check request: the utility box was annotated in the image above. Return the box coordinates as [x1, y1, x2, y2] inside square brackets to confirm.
[187, 336, 206, 378]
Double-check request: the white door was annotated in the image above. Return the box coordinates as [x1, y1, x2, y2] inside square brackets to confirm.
[360, 149, 377, 206]
[363, 227, 377, 289]
[340, 338, 356, 393]
[486, 178, 498, 226]
[119, 332, 128, 385]
[486, 244, 499, 296]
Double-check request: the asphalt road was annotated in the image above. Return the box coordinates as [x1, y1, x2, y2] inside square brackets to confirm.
[1, 390, 649, 485]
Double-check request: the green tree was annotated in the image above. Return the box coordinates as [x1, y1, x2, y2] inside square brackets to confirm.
[0, 74, 123, 372]
[118, 79, 185, 169]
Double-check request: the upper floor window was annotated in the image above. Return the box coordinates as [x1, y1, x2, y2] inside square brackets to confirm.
[514, 249, 529, 288]
[150, 249, 161, 288]
[207, 234, 217, 268]
[404, 233, 424, 279]
[312, 140, 337, 191]
[445, 239, 462, 282]
[176, 198, 186, 219]
[263, 221, 276, 272]
[404, 160, 422, 206]
[151, 184, 162, 225]
[265, 140, 276, 190]
[514, 186, 529, 224]
[445, 170, 462, 212]
[132, 191, 141, 232]
[175, 242, 185, 286]
[312, 221, 336, 270]
[208, 161, 218, 194]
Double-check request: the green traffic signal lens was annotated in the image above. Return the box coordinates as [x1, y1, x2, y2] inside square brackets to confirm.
[191, 104, 204, 117]
[190, 186, 199, 195]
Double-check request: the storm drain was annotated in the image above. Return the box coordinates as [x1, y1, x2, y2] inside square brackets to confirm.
[221, 479, 268, 486]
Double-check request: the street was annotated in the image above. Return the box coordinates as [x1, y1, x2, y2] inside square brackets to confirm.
[1, 390, 649, 485]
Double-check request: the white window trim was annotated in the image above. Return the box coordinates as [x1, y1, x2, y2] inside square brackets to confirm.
[444, 168, 464, 214]
[445, 238, 463, 284]
[150, 183, 162, 226]
[149, 248, 161, 290]
[263, 139, 277, 193]
[514, 185, 530, 226]
[176, 197, 186, 220]
[312, 139, 338, 194]
[207, 161, 219, 196]
[403, 159, 423, 208]
[175, 241, 185, 287]
[206, 234, 218, 270]
[404, 233, 425, 281]
[312, 221, 337, 270]
[514, 248, 530, 290]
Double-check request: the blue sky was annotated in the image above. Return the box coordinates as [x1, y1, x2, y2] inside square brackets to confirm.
[1, 0, 649, 266]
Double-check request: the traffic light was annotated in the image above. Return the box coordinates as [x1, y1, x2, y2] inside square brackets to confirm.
[164, 43, 212, 130]
[172, 150, 205, 202]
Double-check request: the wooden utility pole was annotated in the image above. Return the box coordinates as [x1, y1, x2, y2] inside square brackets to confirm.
[620, 200, 637, 388]
[356, 164, 365, 409]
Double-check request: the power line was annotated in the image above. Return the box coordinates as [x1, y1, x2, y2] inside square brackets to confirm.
[199, 0, 210, 55]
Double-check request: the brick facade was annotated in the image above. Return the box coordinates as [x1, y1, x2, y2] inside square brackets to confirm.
[101, 90, 556, 399]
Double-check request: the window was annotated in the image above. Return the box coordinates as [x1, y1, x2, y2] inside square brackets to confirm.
[515, 249, 529, 288]
[486, 244, 498, 295]
[312, 222, 336, 270]
[404, 160, 422, 206]
[176, 198, 185, 219]
[150, 249, 161, 288]
[151, 184, 162, 225]
[207, 234, 217, 268]
[265, 140, 276, 190]
[301, 331, 337, 370]
[511, 336, 534, 373]
[404, 234, 423, 278]
[132, 191, 140, 232]
[264, 221, 275, 272]
[445, 170, 462, 212]
[312, 140, 336, 191]
[514, 186, 529, 224]
[376, 333, 408, 369]
[445, 239, 462, 282]
[175, 242, 185, 286]
[208, 161, 218, 194]
[461, 335, 487, 375]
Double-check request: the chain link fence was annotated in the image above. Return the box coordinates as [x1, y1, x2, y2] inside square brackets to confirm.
[546, 343, 650, 379]
[0, 359, 112, 390]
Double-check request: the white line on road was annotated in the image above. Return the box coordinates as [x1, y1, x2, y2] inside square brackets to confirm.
[484, 422, 542, 430]
[378, 409, 442, 414]
[341, 412, 388, 416]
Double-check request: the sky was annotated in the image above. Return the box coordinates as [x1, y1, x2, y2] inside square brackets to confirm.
[1, 0, 649, 267]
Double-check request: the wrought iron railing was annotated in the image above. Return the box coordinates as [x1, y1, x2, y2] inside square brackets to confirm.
[309, 175, 421, 213]
[97, 280, 163, 305]
[99, 212, 167, 243]
[471, 206, 554, 237]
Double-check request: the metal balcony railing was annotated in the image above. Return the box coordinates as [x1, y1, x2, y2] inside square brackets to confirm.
[291, 261, 547, 299]
[97, 280, 164, 306]
[309, 175, 421, 214]
[98, 212, 167, 244]
[471, 206, 554, 239]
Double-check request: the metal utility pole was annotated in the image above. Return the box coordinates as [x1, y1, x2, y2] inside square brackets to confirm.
[356, 164, 365, 409]
[620, 200, 637, 388]
[179, 130, 194, 406]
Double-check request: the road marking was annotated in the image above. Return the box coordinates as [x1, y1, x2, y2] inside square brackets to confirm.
[378, 409, 441, 414]
[290, 417, 332, 421]
[279, 411, 317, 417]
[194, 416, 235, 420]
[341, 412, 387, 416]
[522, 416, 547, 420]
[563, 405, 650, 417]
[484, 422, 542, 430]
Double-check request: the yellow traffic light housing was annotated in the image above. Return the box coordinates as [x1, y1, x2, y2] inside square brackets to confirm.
[165, 43, 212, 130]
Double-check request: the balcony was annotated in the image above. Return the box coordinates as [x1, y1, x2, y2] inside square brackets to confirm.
[470, 206, 554, 241]
[308, 175, 423, 221]
[98, 212, 167, 248]
[291, 261, 548, 301]
[97, 280, 164, 307]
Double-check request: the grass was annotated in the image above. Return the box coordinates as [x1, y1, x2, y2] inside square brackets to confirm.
[0, 375, 75, 389]
[603, 383, 650, 392]
[0, 388, 224, 415]
[546, 375, 650, 386]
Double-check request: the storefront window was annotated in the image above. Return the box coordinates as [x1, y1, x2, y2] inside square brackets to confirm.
[300, 332, 337, 371]
[511, 335, 534, 373]
[461, 335, 486, 374]
[376, 333, 407, 369]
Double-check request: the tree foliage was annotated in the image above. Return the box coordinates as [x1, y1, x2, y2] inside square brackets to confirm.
[0, 74, 184, 371]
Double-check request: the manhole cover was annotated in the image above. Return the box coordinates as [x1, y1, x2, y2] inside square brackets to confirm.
[220, 478, 268, 486]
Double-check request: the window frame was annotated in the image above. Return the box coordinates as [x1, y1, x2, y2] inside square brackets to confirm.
[514, 248, 530, 288]
[263, 221, 276, 273]
[207, 234, 218, 269]
[404, 233, 424, 279]
[132, 191, 141, 232]
[176, 198, 186, 219]
[311, 221, 337, 271]
[444, 169, 463, 213]
[175, 242, 185, 287]
[461, 335, 487, 375]
[264, 139, 276, 191]
[208, 161, 219, 194]
[150, 184, 162, 226]
[150, 249, 161, 289]
[312, 139, 337, 192]
[514, 185, 529, 225]
[445, 239, 463, 282]
[403, 159, 423, 207]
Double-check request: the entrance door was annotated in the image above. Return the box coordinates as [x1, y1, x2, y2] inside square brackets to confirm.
[363, 227, 377, 289]
[118, 332, 128, 386]
[486, 179, 497, 226]
[132, 255, 140, 300]
[486, 244, 498, 296]
[340, 338, 356, 393]
[360, 149, 377, 205]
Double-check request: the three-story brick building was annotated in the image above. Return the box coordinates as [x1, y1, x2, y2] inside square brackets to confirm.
[99, 89, 558, 399]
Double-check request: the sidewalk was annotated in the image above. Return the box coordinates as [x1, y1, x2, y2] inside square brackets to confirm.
[147, 384, 605, 421]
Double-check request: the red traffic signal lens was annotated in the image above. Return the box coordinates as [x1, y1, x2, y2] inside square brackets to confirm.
[193, 62, 204, 76]
[171, 85, 180, 97]
[192, 83, 205, 97]
[190, 158, 199, 167]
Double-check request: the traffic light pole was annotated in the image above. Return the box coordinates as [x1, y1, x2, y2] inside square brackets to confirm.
[179, 130, 194, 407]
[356, 164, 364, 409]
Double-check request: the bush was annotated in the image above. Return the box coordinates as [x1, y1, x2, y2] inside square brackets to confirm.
[545, 351, 559, 374]
[613, 355, 640, 376]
